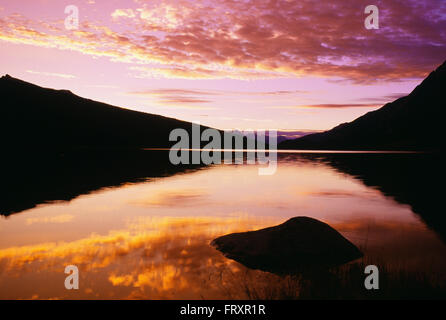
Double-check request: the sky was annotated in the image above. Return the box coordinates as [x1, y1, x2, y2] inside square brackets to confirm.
[0, 0, 445, 131]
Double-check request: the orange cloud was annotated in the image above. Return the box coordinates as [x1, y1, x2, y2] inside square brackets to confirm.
[111, 9, 136, 20]
[25, 214, 74, 225]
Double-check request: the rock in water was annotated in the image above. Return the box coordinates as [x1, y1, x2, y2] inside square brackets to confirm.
[211, 216, 363, 274]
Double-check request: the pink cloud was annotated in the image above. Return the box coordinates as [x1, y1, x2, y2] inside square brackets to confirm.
[0, 0, 444, 83]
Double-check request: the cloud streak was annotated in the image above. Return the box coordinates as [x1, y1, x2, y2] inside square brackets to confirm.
[26, 70, 76, 79]
[268, 103, 381, 109]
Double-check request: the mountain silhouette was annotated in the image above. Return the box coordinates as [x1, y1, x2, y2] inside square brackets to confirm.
[0, 75, 210, 149]
[279, 60, 446, 151]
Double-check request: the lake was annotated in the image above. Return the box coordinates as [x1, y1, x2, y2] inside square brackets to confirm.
[0, 150, 445, 299]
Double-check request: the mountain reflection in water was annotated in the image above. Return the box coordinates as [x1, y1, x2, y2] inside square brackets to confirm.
[0, 150, 445, 299]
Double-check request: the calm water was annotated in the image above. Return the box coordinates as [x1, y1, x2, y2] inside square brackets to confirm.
[0, 151, 445, 299]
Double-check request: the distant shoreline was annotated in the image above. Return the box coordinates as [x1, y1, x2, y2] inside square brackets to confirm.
[143, 148, 424, 154]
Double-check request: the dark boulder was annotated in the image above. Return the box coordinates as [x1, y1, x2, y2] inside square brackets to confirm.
[211, 216, 362, 274]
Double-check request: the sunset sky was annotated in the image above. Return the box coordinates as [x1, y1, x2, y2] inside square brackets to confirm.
[0, 0, 445, 131]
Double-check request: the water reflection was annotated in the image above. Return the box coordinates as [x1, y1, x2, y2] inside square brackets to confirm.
[0, 216, 280, 299]
[1, 149, 203, 216]
[0, 151, 445, 299]
[301, 153, 446, 241]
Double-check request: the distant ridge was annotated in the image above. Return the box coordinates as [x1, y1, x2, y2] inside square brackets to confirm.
[279, 60, 446, 151]
[0, 75, 212, 149]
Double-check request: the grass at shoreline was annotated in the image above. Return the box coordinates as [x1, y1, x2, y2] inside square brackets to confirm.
[223, 258, 446, 300]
